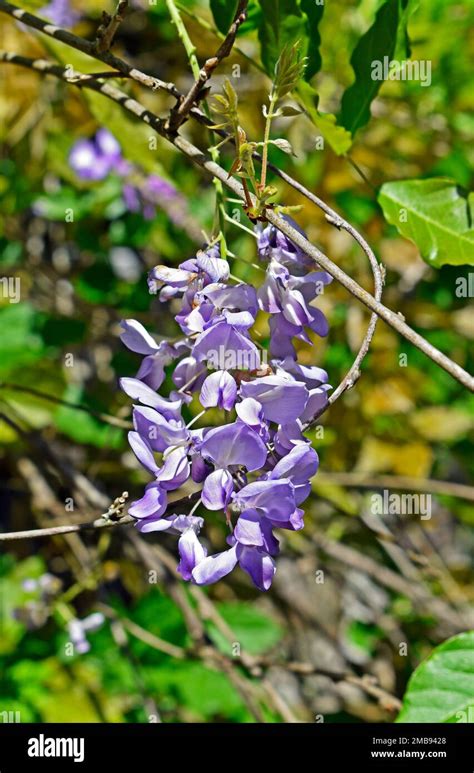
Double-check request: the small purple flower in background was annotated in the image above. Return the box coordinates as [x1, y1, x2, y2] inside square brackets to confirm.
[68, 612, 105, 654]
[69, 129, 124, 181]
[41, 0, 80, 27]
[119, 219, 331, 591]
[68, 129, 198, 236]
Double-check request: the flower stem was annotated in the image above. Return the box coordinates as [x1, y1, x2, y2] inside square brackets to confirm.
[166, 0, 227, 252]
[165, 0, 199, 78]
[260, 93, 277, 190]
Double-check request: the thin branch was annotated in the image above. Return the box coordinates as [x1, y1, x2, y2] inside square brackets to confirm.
[0, 0, 179, 94]
[167, 0, 248, 132]
[315, 472, 474, 503]
[94, 0, 128, 54]
[127, 532, 267, 721]
[312, 532, 472, 631]
[0, 513, 134, 541]
[97, 602, 186, 659]
[272, 662, 402, 712]
[1, 52, 473, 392]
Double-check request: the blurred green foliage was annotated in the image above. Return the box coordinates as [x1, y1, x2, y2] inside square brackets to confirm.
[0, 0, 473, 723]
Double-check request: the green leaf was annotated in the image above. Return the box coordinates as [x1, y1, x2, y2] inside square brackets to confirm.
[300, 0, 325, 80]
[297, 82, 352, 155]
[257, 0, 306, 76]
[394, 0, 419, 60]
[54, 385, 123, 449]
[210, 0, 239, 34]
[272, 41, 307, 101]
[397, 632, 474, 723]
[340, 0, 400, 135]
[143, 661, 249, 720]
[378, 178, 474, 267]
[0, 303, 44, 379]
[207, 602, 283, 655]
[0, 556, 46, 654]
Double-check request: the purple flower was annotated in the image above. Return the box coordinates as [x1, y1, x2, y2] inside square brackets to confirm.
[175, 516, 207, 580]
[41, 0, 80, 28]
[258, 217, 314, 272]
[192, 318, 260, 371]
[119, 224, 331, 590]
[133, 406, 188, 453]
[233, 478, 296, 524]
[240, 373, 309, 424]
[128, 482, 168, 520]
[120, 377, 184, 420]
[67, 612, 104, 655]
[192, 540, 276, 592]
[202, 469, 234, 510]
[198, 422, 268, 472]
[199, 370, 237, 410]
[69, 129, 122, 181]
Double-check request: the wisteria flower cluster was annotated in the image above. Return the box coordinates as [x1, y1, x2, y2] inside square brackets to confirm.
[120, 221, 332, 590]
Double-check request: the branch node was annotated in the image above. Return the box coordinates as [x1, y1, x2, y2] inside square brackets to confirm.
[94, 0, 128, 54]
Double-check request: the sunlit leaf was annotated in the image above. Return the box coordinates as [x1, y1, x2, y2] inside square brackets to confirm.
[207, 602, 283, 655]
[297, 82, 352, 155]
[378, 178, 474, 267]
[397, 632, 474, 723]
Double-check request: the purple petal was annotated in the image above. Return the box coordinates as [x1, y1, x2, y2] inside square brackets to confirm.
[200, 283, 258, 316]
[307, 307, 329, 337]
[191, 546, 238, 585]
[128, 431, 159, 474]
[200, 370, 237, 410]
[196, 250, 229, 283]
[199, 422, 267, 471]
[237, 546, 276, 591]
[273, 420, 305, 456]
[177, 529, 207, 581]
[269, 444, 319, 484]
[202, 469, 234, 510]
[234, 478, 296, 521]
[151, 265, 195, 288]
[235, 397, 264, 427]
[133, 406, 188, 453]
[192, 320, 260, 371]
[156, 448, 190, 490]
[135, 515, 177, 533]
[128, 482, 167, 519]
[240, 374, 308, 423]
[300, 384, 332, 423]
[120, 319, 159, 355]
[277, 357, 328, 388]
[120, 377, 183, 419]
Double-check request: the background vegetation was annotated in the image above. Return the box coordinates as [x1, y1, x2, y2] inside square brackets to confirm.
[0, 0, 473, 723]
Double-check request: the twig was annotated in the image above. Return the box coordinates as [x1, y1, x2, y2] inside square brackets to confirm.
[315, 472, 474, 503]
[127, 533, 267, 721]
[288, 663, 401, 712]
[1, 52, 473, 391]
[97, 602, 186, 659]
[312, 532, 472, 631]
[167, 0, 248, 132]
[0, 0, 179, 94]
[94, 0, 128, 54]
[0, 513, 134, 541]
